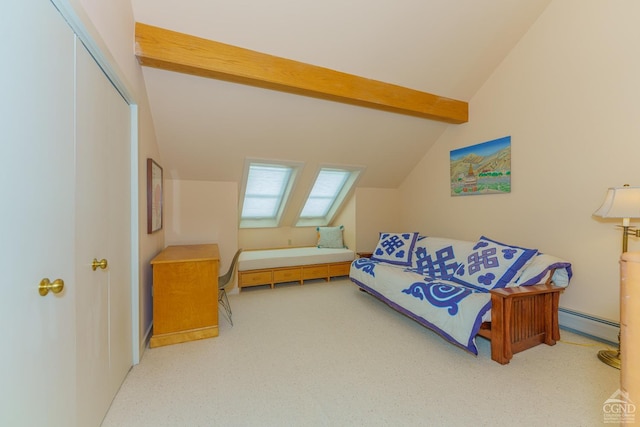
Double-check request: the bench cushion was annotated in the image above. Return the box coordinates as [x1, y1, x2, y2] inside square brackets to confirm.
[238, 247, 355, 271]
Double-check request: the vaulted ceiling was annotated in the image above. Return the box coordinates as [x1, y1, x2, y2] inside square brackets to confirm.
[131, 0, 552, 189]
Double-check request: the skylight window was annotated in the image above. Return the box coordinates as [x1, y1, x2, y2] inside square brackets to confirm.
[300, 169, 350, 218]
[296, 166, 363, 227]
[242, 165, 291, 219]
[239, 160, 301, 228]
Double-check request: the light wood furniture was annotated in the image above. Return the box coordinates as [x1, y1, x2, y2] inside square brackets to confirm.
[238, 261, 352, 290]
[135, 23, 468, 124]
[150, 244, 220, 348]
[621, 252, 639, 403]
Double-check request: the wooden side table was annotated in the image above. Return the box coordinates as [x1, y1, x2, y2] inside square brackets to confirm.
[150, 244, 220, 348]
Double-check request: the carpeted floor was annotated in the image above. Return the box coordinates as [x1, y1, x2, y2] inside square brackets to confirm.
[102, 279, 619, 426]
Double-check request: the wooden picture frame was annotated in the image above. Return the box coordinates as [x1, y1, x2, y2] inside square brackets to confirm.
[147, 158, 163, 234]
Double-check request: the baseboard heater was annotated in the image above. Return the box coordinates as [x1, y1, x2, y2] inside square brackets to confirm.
[559, 307, 619, 346]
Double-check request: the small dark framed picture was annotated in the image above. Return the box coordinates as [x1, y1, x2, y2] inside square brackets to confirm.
[147, 158, 163, 234]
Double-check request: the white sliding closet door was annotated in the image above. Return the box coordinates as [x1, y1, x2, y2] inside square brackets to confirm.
[0, 1, 132, 426]
[75, 41, 132, 427]
[0, 1, 77, 426]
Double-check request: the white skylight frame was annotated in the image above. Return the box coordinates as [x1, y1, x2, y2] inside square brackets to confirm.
[296, 165, 364, 227]
[239, 159, 303, 228]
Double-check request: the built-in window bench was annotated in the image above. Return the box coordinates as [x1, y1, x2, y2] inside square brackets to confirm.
[237, 247, 355, 290]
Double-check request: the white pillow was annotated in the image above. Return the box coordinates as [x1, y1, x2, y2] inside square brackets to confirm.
[317, 225, 346, 249]
[514, 253, 573, 288]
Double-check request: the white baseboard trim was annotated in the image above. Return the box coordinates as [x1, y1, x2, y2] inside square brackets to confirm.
[559, 307, 619, 346]
[138, 323, 153, 361]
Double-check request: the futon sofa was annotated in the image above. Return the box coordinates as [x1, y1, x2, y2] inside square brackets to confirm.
[349, 233, 572, 364]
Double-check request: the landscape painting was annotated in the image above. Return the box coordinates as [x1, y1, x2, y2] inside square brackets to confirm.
[450, 136, 511, 196]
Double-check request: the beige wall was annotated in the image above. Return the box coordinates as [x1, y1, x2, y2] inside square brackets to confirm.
[237, 196, 357, 250]
[354, 188, 403, 253]
[137, 111, 163, 348]
[70, 0, 639, 343]
[333, 194, 356, 250]
[66, 0, 164, 351]
[238, 227, 318, 249]
[165, 179, 239, 287]
[399, 0, 640, 323]
[167, 180, 356, 259]
[164, 180, 356, 289]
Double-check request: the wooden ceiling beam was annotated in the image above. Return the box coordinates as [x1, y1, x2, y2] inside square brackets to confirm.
[134, 23, 468, 124]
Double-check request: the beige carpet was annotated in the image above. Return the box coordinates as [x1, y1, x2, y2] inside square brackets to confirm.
[102, 279, 619, 426]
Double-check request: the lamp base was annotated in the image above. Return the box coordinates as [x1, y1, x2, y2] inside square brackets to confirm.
[597, 349, 621, 369]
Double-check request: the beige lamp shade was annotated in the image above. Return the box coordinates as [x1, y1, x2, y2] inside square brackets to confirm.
[594, 186, 640, 225]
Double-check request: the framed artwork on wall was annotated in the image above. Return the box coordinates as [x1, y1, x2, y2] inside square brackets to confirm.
[147, 158, 163, 233]
[450, 136, 511, 196]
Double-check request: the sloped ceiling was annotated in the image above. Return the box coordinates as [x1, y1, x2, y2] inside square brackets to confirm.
[131, 0, 551, 189]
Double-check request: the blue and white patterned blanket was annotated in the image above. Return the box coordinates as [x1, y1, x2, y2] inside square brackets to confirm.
[351, 234, 572, 356]
[350, 257, 492, 355]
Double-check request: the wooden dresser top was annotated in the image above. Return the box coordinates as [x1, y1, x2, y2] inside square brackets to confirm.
[151, 244, 220, 264]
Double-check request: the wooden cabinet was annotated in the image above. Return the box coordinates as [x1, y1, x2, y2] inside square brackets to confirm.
[240, 270, 273, 287]
[150, 244, 220, 347]
[273, 268, 302, 284]
[302, 264, 329, 280]
[329, 262, 351, 277]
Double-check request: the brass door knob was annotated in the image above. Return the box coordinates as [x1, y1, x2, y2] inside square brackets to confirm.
[92, 258, 108, 271]
[39, 278, 64, 296]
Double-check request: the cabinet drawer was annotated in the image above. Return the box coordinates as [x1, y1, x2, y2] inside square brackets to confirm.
[329, 262, 351, 277]
[239, 271, 272, 287]
[273, 267, 302, 283]
[302, 265, 329, 280]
